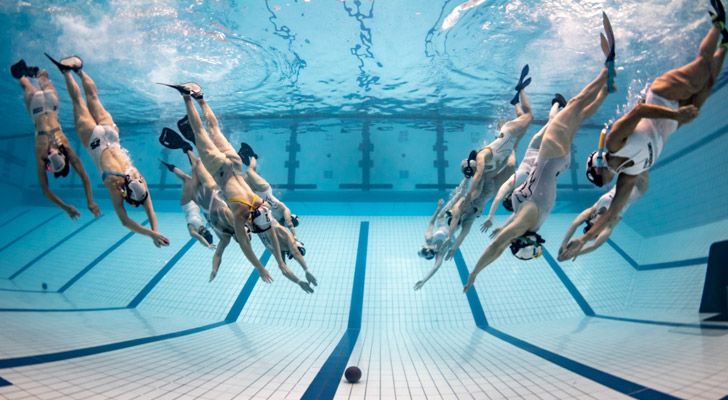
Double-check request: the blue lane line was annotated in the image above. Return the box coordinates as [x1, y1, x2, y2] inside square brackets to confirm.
[8, 217, 102, 280]
[0, 375, 10, 387]
[0, 307, 127, 313]
[0, 321, 227, 369]
[542, 249, 594, 316]
[606, 239, 707, 271]
[452, 250, 679, 400]
[302, 221, 369, 400]
[225, 250, 271, 323]
[127, 238, 197, 308]
[0, 212, 63, 253]
[58, 220, 149, 293]
[594, 314, 728, 330]
[0, 209, 31, 228]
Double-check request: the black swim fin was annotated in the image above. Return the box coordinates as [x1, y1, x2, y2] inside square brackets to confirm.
[238, 142, 258, 166]
[552, 93, 567, 108]
[711, 0, 726, 29]
[159, 127, 192, 153]
[44, 53, 83, 73]
[158, 82, 204, 99]
[510, 78, 531, 105]
[159, 159, 177, 172]
[177, 115, 195, 144]
[11, 59, 27, 79]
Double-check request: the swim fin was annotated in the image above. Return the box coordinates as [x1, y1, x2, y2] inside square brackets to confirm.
[11, 59, 28, 79]
[159, 127, 192, 153]
[602, 12, 617, 93]
[552, 93, 567, 108]
[514, 64, 529, 91]
[711, 0, 726, 29]
[159, 159, 177, 172]
[44, 53, 83, 73]
[158, 82, 204, 99]
[237, 142, 258, 166]
[510, 78, 531, 105]
[177, 115, 195, 144]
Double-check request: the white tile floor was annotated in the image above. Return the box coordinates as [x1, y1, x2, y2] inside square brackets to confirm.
[0, 208, 726, 399]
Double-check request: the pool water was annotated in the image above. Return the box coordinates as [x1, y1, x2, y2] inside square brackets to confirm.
[1, 1, 728, 399]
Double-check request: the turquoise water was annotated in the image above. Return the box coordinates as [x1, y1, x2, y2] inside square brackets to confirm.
[1, 1, 728, 399]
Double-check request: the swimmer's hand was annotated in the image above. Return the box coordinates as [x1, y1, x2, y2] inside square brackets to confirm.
[209, 266, 219, 282]
[463, 274, 475, 293]
[298, 281, 314, 293]
[675, 105, 699, 124]
[480, 218, 493, 233]
[151, 231, 170, 247]
[413, 280, 426, 291]
[64, 205, 80, 220]
[444, 247, 456, 261]
[489, 227, 502, 239]
[563, 238, 586, 261]
[208, 243, 217, 250]
[258, 268, 273, 283]
[305, 271, 318, 286]
[87, 202, 101, 218]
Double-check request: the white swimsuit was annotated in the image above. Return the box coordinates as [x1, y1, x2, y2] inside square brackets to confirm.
[182, 201, 205, 231]
[610, 90, 678, 176]
[27, 89, 59, 125]
[88, 124, 122, 172]
[513, 147, 539, 187]
[483, 127, 518, 174]
[255, 186, 284, 222]
[512, 153, 571, 230]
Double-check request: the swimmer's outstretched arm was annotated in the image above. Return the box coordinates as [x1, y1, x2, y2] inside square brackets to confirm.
[482, 174, 516, 232]
[445, 216, 474, 260]
[108, 189, 169, 247]
[557, 207, 594, 261]
[232, 211, 272, 283]
[35, 154, 80, 219]
[187, 223, 214, 249]
[414, 241, 450, 291]
[606, 103, 699, 152]
[66, 147, 100, 217]
[567, 173, 637, 257]
[265, 220, 314, 293]
[574, 224, 615, 258]
[278, 226, 317, 286]
[210, 234, 231, 282]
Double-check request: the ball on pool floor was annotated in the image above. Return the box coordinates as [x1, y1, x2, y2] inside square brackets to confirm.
[41, 283, 47, 290]
[345, 366, 362, 383]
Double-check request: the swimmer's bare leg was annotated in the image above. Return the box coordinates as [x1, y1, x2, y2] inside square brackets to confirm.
[78, 70, 114, 126]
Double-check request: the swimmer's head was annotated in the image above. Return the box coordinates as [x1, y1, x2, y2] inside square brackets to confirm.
[510, 231, 545, 261]
[502, 191, 514, 212]
[290, 214, 300, 227]
[46, 145, 70, 178]
[585, 151, 614, 187]
[461, 150, 478, 178]
[119, 174, 148, 207]
[199, 226, 214, 245]
[418, 246, 436, 260]
[249, 205, 272, 233]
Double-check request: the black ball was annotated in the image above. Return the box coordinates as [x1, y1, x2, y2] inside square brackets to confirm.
[344, 366, 362, 383]
[41, 283, 48, 290]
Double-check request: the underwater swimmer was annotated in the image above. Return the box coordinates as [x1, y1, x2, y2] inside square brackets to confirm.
[46, 54, 168, 247]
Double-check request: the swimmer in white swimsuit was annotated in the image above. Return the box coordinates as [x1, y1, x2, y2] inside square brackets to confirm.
[574, 2, 727, 254]
[558, 172, 648, 261]
[11, 61, 99, 220]
[481, 94, 567, 233]
[160, 84, 315, 293]
[463, 14, 615, 292]
[414, 199, 459, 290]
[237, 142, 299, 237]
[46, 54, 168, 247]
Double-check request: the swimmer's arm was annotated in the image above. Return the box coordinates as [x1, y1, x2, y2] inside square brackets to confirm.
[265, 224, 302, 284]
[36, 155, 75, 215]
[279, 201, 296, 236]
[558, 208, 594, 260]
[414, 252, 446, 290]
[462, 165, 485, 206]
[584, 174, 637, 241]
[142, 194, 160, 232]
[578, 224, 615, 256]
[66, 147, 98, 214]
[212, 234, 231, 275]
[486, 175, 516, 222]
[187, 223, 212, 247]
[109, 190, 155, 236]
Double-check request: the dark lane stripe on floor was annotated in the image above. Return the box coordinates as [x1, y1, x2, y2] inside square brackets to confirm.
[8, 217, 102, 280]
[302, 221, 369, 400]
[594, 314, 728, 331]
[0, 209, 31, 228]
[0, 212, 63, 253]
[542, 249, 594, 316]
[58, 220, 149, 293]
[0, 375, 10, 387]
[0, 250, 271, 372]
[453, 250, 679, 400]
[127, 238, 197, 308]
[0, 307, 127, 313]
[606, 239, 707, 271]
[225, 250, 272, 323]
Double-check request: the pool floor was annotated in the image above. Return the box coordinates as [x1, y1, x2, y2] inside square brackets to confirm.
[0, 207, 727, 399]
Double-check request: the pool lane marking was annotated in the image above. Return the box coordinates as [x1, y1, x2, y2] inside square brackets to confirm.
[225, 250, 272, 323]
[541, 249, 594, 316]
[453, 249, 679, 400]
[0, 209, 31, 228]
[301, 221, 368, 400]
[606, 239, 707, 271]
[58, 220, 150, 293]
[0, 375, 10, 387]
[127, 238, 197, 308]
[0, 252, 270, 371]
[0, 212, 63, 253]
[8, 217, 102, 280]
